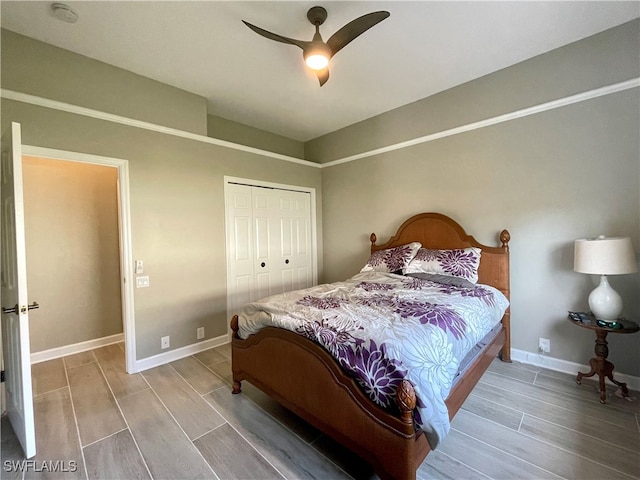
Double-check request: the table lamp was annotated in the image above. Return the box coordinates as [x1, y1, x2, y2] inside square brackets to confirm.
[574, 236, 638, 320]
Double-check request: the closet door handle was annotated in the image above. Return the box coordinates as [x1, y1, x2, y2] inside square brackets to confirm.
[260, 262, 266, 268]
[285, 259, 290, 264]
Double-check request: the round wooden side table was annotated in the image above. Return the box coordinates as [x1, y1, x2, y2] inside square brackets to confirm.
[568, 313, 639, 404]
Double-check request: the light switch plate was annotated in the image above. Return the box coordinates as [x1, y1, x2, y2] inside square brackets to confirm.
[136, 276, 149, 288]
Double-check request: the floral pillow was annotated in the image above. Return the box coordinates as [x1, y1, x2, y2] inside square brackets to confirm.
[360, 242, 421, 273]
[403, 247, 482, 283]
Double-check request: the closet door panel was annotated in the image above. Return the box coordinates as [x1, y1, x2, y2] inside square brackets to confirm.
[226, 184, 255, 316]
[233, 275, 252, 312]
[280, 269, 295, 294]
[296, 266, 311, 290]
[255, 271, 271, 302]
[291, 192, 312, 289]
[227, 182, 314, 312]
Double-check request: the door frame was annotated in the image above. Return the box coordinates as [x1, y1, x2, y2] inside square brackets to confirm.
[223, 176, 318, 339]
[22, 146, 136, 373]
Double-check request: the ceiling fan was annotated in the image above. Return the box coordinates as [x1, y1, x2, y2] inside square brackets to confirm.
[243, 6, 390, 86]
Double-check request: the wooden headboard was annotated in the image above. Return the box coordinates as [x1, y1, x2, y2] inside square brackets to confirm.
[370, 212, 511, 362]
[370, 212, 510, 294]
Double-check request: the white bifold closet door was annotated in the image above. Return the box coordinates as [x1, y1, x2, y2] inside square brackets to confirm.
[226, 183, 312, 317]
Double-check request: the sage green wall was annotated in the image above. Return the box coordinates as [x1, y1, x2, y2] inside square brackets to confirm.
[1, 29, 208, 136]
[23, 157, 123, 352]
[1, 29, 322, 361]
[207, 114, 305, 159]
[319, 21, 640, 376]
[2, 99, 322, 360]
[306, 20, 640, 164]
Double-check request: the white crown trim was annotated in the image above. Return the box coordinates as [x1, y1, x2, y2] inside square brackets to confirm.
[3, 77, 638, 170]
[322, 78, 640, 167]
[0, 89, 320, 168]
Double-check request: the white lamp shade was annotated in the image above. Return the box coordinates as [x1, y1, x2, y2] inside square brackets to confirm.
[574, 236, 638, 275]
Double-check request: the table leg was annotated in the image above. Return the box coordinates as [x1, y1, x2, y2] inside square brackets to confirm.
[576, 358, 597, 384]
[602, 361, 630, 399]
[577, 357, 607, 402]
[575, 330, 618, 404]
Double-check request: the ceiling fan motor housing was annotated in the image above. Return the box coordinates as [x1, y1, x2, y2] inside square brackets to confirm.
[307, 6, 328, 26]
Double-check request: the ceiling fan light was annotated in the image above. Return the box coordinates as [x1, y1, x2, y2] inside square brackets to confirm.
[305, 54, 329, 70]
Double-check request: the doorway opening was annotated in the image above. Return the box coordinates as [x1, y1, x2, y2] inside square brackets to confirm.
[22, 146, 136, 373]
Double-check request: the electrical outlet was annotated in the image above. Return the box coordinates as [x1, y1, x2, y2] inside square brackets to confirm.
[539, 337, 550, 354]
[197, 327, 205, 340]
[161, 336, 170, 349]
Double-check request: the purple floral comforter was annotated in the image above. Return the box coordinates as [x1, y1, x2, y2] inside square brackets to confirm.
[238, 271, 509, 449]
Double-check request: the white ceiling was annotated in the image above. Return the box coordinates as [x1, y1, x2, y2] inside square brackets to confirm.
[1, 1, 638, 142]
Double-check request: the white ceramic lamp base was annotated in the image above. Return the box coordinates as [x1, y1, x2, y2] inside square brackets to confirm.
[588, 275, 623, 320]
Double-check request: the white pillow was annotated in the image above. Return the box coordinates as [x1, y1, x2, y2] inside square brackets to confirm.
[403, 247, 482, 283]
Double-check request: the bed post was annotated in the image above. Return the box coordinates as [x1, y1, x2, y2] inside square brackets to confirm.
[230, 315, 243, 394]
[396, 379, 417, 425]
[499, 229, 512, 363]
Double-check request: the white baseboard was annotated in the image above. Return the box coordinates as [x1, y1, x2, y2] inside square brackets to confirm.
[511, 348, 640, 392]
[30, 332, 229, 374]
[133, 334, 229, 373]
[31, 333, 124, 364]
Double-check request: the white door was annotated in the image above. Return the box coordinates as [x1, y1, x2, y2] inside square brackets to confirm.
[1, 122, 36, 458]
[226, 182, 313, 319]
[272, 189, 312, 292]
[225, 183, 255, 317]
[252, 187, 275, 300]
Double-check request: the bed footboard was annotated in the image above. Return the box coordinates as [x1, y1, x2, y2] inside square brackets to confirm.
[231, 315, 428, 480]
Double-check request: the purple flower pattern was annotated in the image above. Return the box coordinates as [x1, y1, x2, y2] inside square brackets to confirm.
[395, 300, 467, 339]
[366, 244, 418, 272]
[435, 284, 496, 306]
[296, 317, 361, 356]
[414, 249, 439, 262]
[437, 249, 480, 280]
[357, 295, 397, 309]
[297, 295, 344, 310]
[401, 276, 435, 290]
[357, 282, 394, 292]
[336, 339, 407, 408]
[461, 287, 495, 305]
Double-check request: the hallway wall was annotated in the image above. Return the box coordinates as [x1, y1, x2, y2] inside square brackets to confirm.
[23, 156, 122, 352]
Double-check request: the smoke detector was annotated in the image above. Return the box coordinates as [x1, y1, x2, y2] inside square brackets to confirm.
[51, 3, 78, 24]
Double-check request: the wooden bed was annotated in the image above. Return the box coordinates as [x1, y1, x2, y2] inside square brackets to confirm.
[230, 212, 511, 480]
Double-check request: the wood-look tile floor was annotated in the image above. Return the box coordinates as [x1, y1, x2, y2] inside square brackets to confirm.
[2, 342, 638, 480]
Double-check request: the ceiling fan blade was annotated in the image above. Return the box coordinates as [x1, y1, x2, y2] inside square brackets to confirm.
[316, 68, 329, 86]
[327, 11, 390, 56]
[242, 20, 310, 50]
